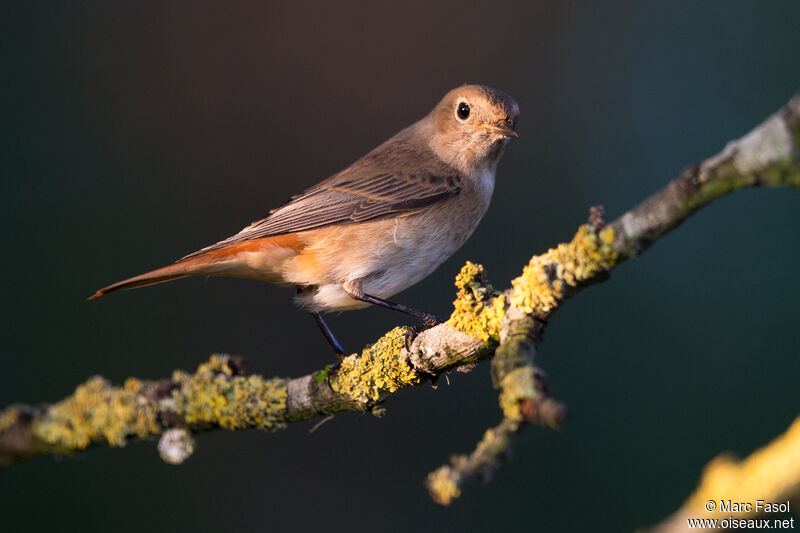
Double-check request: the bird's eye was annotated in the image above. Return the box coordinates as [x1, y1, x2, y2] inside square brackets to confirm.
[456, 102, 470, 120]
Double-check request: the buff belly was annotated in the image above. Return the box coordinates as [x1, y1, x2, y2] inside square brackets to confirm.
[292, 191, 490, 312]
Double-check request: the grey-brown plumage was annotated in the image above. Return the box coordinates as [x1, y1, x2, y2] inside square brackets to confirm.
[92, 84, 520, 329]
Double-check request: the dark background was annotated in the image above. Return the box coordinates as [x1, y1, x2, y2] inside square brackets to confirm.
[2, 1, 800, 531]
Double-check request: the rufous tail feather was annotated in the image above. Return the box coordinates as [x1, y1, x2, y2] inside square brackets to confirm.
[89, 262, 199, 300]
[88, 234, 304, 300]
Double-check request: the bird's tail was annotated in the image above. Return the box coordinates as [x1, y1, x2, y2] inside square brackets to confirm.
[88, 257, 218, 299]
[88, 234, 304, 300]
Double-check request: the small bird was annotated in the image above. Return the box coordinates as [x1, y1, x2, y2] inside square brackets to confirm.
[91, 84, 519, 355]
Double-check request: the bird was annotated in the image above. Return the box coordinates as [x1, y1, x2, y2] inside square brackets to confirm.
[91, 84, 519, 356]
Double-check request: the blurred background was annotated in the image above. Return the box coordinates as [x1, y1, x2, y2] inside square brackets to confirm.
[2, 1, 800, 531]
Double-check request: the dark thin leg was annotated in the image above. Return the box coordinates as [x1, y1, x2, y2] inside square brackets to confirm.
[312, 312, 346, 357]
[353, 293, 442, 324]
[354, 293, 442, 350]
[341, 280, 443, 350]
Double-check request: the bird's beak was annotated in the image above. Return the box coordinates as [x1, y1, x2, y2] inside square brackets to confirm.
[481, 119, 519, 138]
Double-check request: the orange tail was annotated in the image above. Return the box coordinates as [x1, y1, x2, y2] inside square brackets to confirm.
[89, 234, 304, 300]
[89, 258, 209, 299]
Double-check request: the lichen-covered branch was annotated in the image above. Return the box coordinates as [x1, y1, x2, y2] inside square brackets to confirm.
[423, 93, 800, 501]
[426, 308, 566, 505]
[1, 94, 799, 509]
[0, 327, 481, 468]
[643, 415, 800, 533]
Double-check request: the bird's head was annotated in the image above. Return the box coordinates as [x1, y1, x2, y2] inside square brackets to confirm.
[428, 84, 519, 174]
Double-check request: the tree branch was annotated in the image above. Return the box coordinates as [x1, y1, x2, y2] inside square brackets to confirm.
[2, 94, 798, 510]
[643, 415, 800, 532]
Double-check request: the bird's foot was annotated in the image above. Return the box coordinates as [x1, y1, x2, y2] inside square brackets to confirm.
[326, 350, 347, 375]
[404, 314, 443, 351]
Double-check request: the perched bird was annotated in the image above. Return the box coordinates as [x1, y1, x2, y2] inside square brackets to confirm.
[91, 84, 519, 355]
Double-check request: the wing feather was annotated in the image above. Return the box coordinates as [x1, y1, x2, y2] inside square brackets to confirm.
[180, 167, 461, 261]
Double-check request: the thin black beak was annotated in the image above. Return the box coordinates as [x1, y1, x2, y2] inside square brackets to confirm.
[492, 119, 519, 138]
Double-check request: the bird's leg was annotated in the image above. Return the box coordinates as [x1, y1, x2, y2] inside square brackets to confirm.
[342, 280, 442, 348]
[354, 293, 443, 324]
[311, 312, 346, 360]
[343, 279, 442, 323]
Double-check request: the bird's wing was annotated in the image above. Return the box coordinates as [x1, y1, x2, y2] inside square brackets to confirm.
[179, 168, 462, 261]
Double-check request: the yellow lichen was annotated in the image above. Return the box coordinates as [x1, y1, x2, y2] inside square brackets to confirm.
[195, 354, 234, 376]
[5, 355, 288, 457]
[32, 375, 160, 449]
[684, 415, 800, 519]
[472, 424, 514, 458]
[0, 408, 19, 433]
[172, 356, 287, 431]
[509, 225, 618, 316]
[427, 422, 518, 506]
[497, 366, 536, 422]
[426, 466, 461, 506]
[329, 327, 420, 405]
[447, 261, 506, 342]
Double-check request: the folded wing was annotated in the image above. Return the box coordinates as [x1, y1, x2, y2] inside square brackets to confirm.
[180, 168, 462, 261]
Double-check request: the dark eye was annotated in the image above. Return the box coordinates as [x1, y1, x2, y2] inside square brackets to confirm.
[456, 102, 470, 120]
